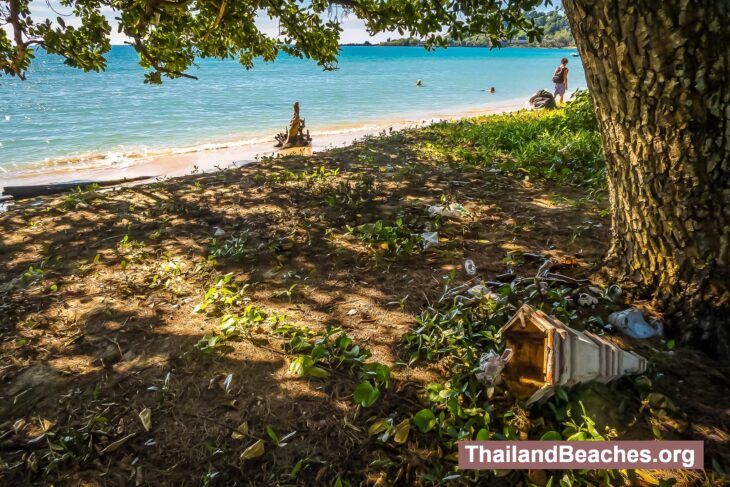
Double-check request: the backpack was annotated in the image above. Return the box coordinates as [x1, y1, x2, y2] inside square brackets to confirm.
[552, 66, 565, 84]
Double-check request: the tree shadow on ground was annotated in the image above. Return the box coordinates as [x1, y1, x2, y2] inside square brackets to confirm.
[1, 128, 726, 484]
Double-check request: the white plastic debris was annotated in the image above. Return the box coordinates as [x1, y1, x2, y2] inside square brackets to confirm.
[467, 284, 498, 300]
[428, 203, 468, 219]
[222, 373, 234, 394]
[420, 231, 439, 250]
[214, 227, 226, 237]
[608, 309, 663, 339]
[476, 349, 513, 385]
[578, 293, 598, 307]
[464, 259, 477, 275]
[606, 284, 623, 303]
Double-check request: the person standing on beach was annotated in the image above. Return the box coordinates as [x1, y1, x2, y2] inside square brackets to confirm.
[552, 57, 569, 104]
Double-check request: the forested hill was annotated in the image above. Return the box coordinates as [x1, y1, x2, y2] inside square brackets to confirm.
[345, 9, 574, 48]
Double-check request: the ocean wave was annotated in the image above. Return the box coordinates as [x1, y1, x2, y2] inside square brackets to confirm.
[0, 99, 523, 180]
[1, 121, 400, 177]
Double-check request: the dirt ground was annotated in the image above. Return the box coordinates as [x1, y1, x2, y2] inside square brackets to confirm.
[1, 124, 728, 486]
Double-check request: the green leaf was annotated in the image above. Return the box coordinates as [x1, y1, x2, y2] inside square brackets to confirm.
[363, 362, 391, 384]
[566, 431, 587, 441]
[266, 426, 279, 444]
[353, 381, 380, 407]
[475, 428, 489, 441]
[290, 459, 304, 478]
[289, 355, 314, 376]
[412, 409, 437, 433]
[540, 431, 562, 441]
[556, 388, 569, 403]
[307, 366, 330, 378]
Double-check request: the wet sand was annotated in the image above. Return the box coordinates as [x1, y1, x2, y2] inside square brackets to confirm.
[0, 97, 526, 190]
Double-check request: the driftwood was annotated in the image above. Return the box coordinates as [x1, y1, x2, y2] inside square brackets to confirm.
[274, 101, 312, 149]
[2, 176, 151, 200]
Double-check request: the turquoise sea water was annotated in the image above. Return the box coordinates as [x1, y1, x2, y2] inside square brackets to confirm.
[0, 46, 584, 175]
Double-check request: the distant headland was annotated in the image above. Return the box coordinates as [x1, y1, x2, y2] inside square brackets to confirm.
[342, 9, 574, 48]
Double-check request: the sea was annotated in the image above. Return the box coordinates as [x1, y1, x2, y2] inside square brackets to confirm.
[0, 46, 584, 185]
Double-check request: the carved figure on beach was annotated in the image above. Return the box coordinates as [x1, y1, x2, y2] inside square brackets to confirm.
[275, 101, 312, 149]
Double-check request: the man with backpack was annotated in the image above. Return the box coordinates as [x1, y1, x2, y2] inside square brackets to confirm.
[552, 57, 569, 104]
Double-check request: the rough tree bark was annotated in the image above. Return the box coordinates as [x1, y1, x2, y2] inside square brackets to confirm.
[562, 0, 730, 356]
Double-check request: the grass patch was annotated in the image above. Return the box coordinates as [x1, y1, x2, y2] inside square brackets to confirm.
[422, 91, 605, 189]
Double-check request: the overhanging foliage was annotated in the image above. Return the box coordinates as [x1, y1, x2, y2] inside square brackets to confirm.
[2, 0, 547, 82]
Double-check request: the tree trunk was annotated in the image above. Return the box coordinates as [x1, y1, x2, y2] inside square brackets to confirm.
[562, 0, 730, 356]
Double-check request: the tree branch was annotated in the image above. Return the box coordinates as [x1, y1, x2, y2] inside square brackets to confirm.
[6, 0, 29, 79]
[133, 39, 199, 81]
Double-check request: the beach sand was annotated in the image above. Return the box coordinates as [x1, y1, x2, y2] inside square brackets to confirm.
[0, 97, 527, 190]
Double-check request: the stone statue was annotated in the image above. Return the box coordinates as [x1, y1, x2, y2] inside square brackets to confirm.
[275, 102, 312, 149]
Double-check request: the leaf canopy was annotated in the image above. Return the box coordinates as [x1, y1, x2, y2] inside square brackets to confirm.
[2, 0, 548, 82]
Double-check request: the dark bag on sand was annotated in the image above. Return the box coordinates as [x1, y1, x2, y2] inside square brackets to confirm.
[552, 66, 565, 84]
[529, 89, 557, 110]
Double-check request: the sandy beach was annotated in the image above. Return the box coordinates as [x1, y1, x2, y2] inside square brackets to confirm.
[0, 97, 527, 190]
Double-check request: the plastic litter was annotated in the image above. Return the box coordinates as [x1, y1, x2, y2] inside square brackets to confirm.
[464, 259, 476, 275]
[578, 293, 598, 307]
[606, 284, 624, 304]
[420, 231, 439, 250]
[499, 304, 647, 405]
[608, 309, 663, 339]
[214, 227, 226, 237]
[428, 203, 468, 219]
[476, 349, 514, 385]
[467, 284, 498, 300]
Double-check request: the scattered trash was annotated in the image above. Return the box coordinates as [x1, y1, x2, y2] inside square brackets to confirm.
[464, 259, 476, 275]
[138, 408, 152, 432]
[214, 227, 226, 237]
[467, 284, 498, 300]
[476, 349, 513, 385]
[222, 373, 234, 394]
[428, 203, 468, 219]
[577, 293, 598, 307]
[495, 270, 516, 282]
[499, 304, 647, 405]
[608, 309, 663, 339]
[606, 284, 624, 304]
[420, 231, 439, 250]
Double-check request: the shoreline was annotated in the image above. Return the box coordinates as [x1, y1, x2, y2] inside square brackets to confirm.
[0, 97, 528, 192]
